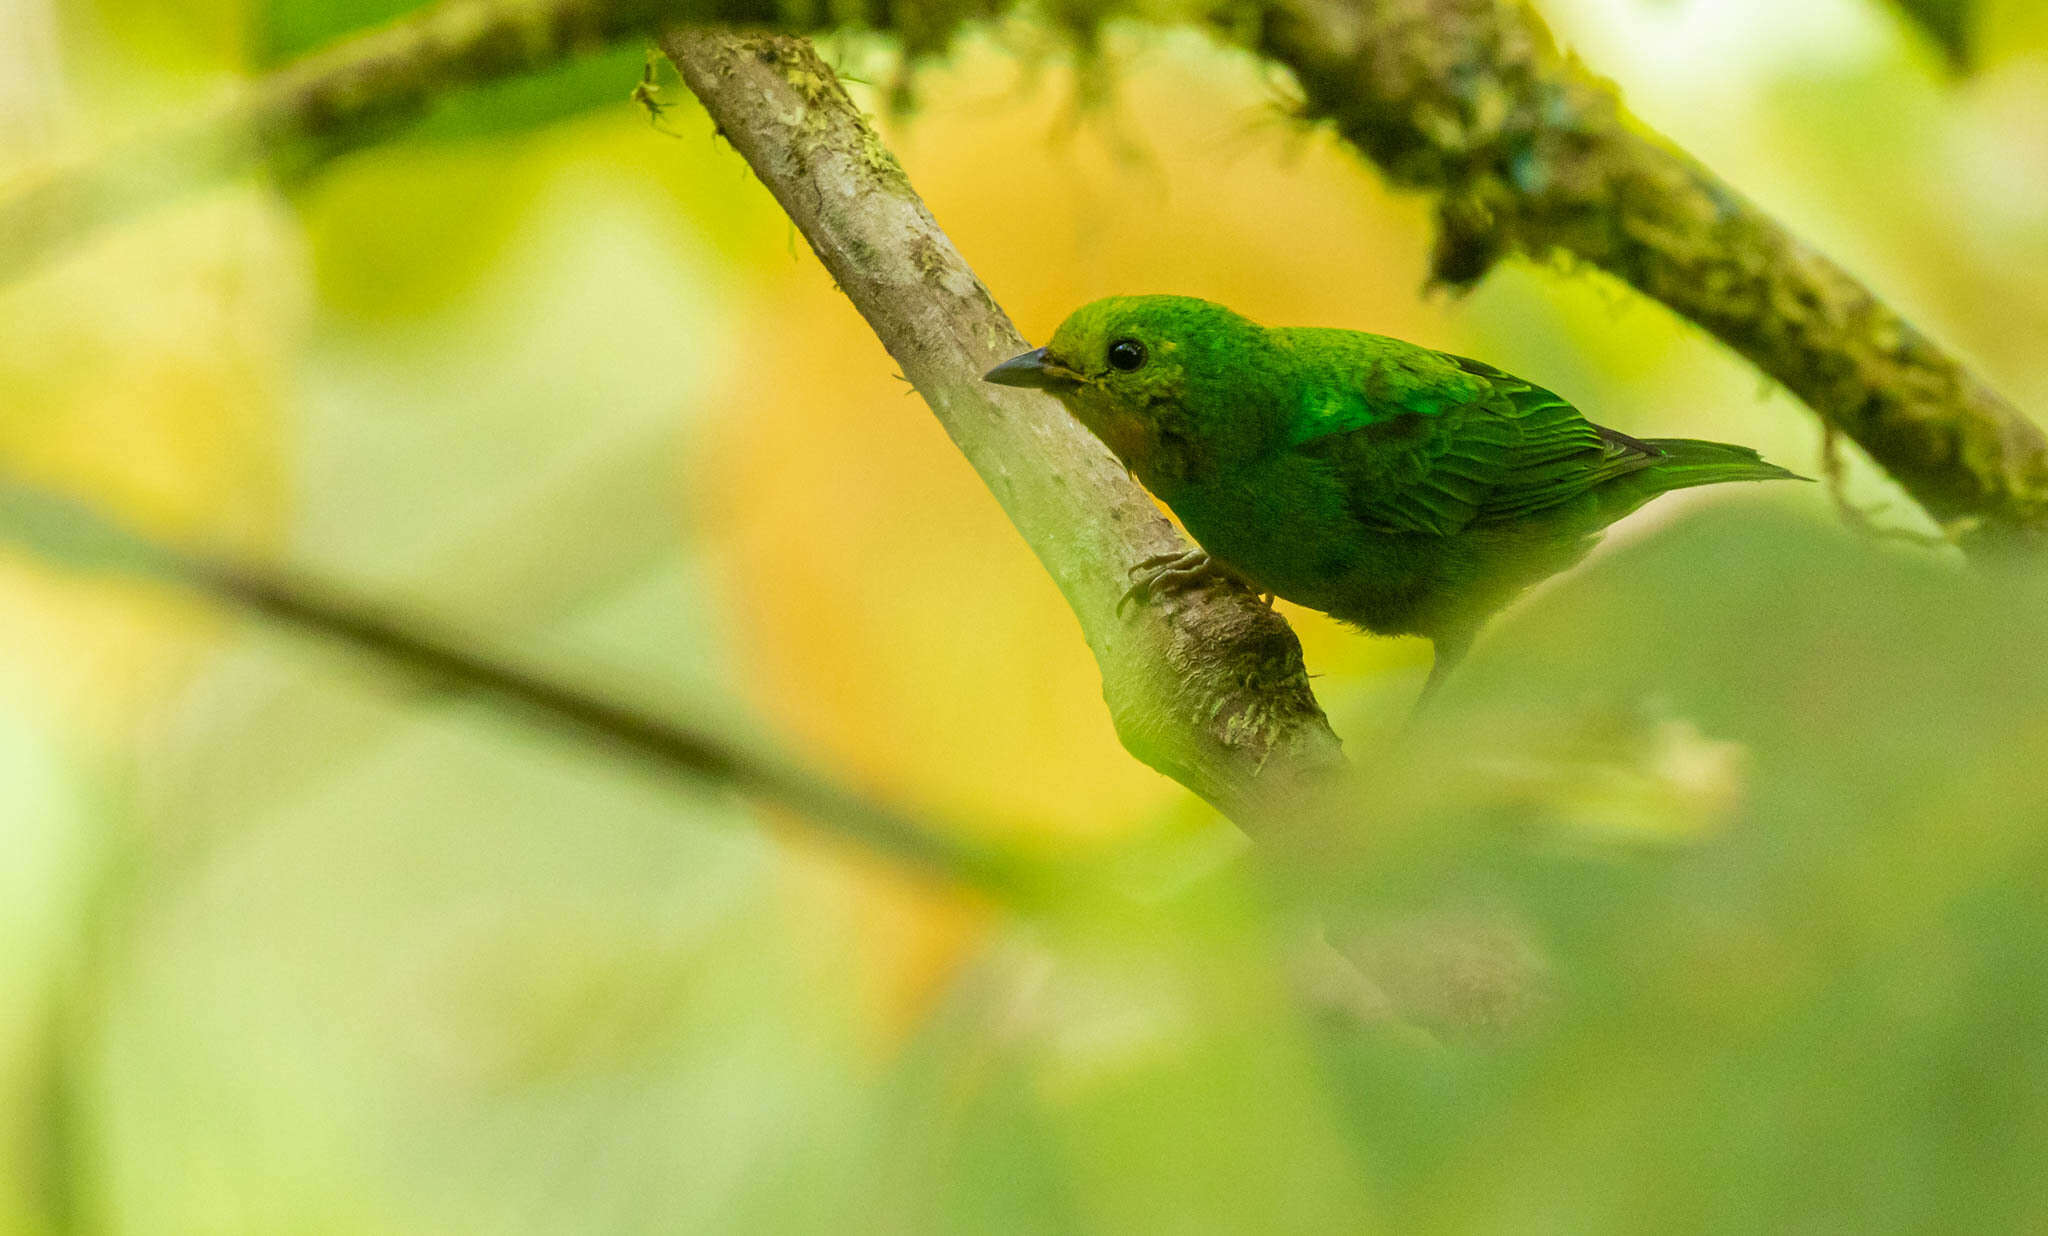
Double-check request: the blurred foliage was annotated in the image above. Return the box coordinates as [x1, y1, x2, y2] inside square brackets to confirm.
[264, 0, 671, 140]
[257, 0, 658, 142]
[1883, 0, 1974, 69]
[1299, 507, 2048, 1231]
[3, 0, 2048, 1233]
[253, 0, 421, 58]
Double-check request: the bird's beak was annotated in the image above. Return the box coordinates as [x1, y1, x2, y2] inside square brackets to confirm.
[983, 347, 1080, 392]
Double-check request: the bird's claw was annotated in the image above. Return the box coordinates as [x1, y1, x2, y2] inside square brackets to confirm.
[1120, 549, 1224, 616]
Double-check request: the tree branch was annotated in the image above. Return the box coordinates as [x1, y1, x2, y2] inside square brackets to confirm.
[205, 560, 1024, 885]
[0, 481, 1020, 891]
[9, 0, 2041, 554]
[661, 29, 1347, 827]
[1251, 0, 2048, 549]
[3, 0, 682, 285]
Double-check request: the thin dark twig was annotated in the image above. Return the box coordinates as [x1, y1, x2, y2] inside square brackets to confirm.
[198, 563, 1021, 885]
[0, 480, 1022, 891]
[1819, 422, 1952, 550]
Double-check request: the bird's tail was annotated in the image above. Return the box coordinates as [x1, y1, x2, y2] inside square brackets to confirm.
[1594, 436, 1809, 523]
[1640, 437, 1811, 490]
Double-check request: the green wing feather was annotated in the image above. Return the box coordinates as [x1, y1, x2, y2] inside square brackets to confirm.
[1277, 334, 1664, 537]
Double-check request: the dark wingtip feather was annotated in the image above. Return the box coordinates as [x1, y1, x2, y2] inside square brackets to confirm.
[1596, 425, 1667, 458]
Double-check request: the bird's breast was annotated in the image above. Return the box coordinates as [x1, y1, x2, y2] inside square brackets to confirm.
[1165, 456, 1444, 635]
[1092, 410, 1158, 474]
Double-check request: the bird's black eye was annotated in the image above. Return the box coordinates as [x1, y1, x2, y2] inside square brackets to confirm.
[1107, 339, 1147, 372]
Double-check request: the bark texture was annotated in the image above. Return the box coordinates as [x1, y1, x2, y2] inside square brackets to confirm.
[663, 29, 1349, 825]
[7, 0, 2042, 553]
[1255, 0, 2048, 548]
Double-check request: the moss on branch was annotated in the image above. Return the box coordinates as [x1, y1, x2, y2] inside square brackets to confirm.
[11, 0, 2039, 556]
[1250, 0, 2048, 549]
[0, 0, 997, 286]
[9, 0, 2040, 554]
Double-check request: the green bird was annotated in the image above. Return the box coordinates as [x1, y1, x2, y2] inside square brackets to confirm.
[985, 295, 1806, 706]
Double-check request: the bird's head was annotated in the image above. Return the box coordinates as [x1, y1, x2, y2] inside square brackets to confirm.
[983, 295, 1272, 493]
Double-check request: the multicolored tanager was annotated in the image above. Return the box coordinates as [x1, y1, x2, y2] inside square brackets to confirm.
[985, 295, 1805, 703]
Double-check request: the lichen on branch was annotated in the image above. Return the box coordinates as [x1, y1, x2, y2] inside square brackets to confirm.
[1249, 0, 2048, 549]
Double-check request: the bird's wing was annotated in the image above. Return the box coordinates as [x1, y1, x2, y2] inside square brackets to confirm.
[1286, 344, 1664, 537]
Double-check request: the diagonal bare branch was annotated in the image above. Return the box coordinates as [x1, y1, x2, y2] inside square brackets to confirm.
[661, 29, 1349, 828]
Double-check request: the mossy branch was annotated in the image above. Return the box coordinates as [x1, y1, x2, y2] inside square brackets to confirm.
[9, 0, 2042, 552]
[661, 29, 1346, 825]
[0, 0, 1000, 286]
[8, 0, 2036, 777]
[1, 0, 668, 284]
[1251, 0, 2048, 549]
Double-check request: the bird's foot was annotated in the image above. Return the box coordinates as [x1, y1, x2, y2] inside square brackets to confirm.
[1120, 549, 1226, 616]
[1405, 634, 1475, 728]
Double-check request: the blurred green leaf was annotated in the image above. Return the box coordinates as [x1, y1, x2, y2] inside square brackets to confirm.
[254, 0, 414, 60]
[1289, 508, 2048, 1231]
[1883, 0, 1976, 70]
[255, 0, 652, 142]
[71, 0, 248, 76]
[0, 483, 180, 577]
[406, 45, 655, 143]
